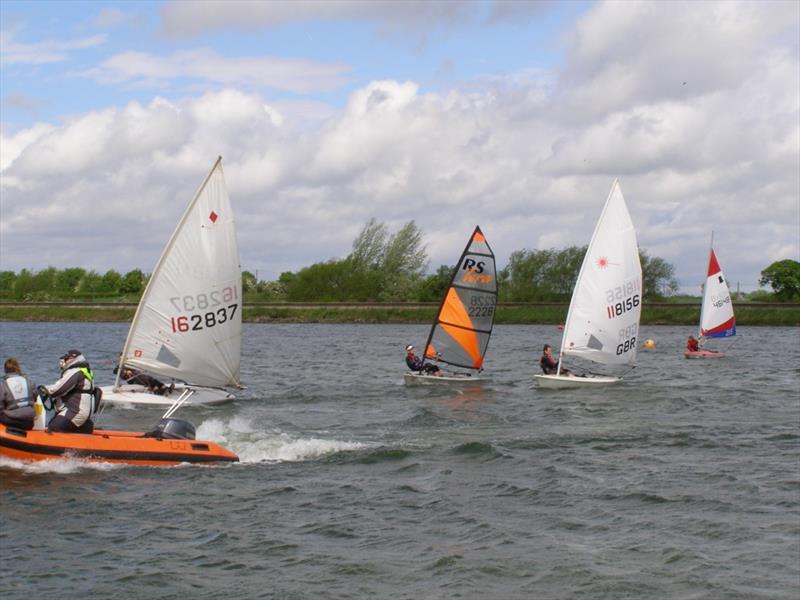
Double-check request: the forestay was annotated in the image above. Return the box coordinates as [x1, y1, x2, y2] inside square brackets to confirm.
[424, 226, 497, 371]
[116, 157, 242, 388]
[560, 180, 642, 368]
[699, 248, 736, 338]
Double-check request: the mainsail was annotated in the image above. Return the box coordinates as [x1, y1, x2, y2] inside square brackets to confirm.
[423, 226, 497, 371]
[115, 157, 242, 388]
[559, 180, 642, 369]
[699, 247, 736, 338]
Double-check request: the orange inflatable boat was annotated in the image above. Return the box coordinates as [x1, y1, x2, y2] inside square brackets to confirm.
[0, 418, 238, 466]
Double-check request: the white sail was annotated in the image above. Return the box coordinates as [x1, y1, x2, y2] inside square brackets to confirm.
[560, 180, 642, 367]
[699, 247, 736, 338]
[116, 157, 241, 388]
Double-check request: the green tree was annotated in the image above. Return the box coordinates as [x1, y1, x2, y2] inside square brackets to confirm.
[120, 269, 145, 294]
[242, 270, 257, 294]
[759, 259, 800, 301]
[77, 270, 104, 294]
[31, 266, 57, 294]
[640, 251, 679, 298]
[100, 270, 122, 293]
[416, 265, 454, 302]
[13, 269, 35, 297]
[55, 268, 86, 293]
[350, 218, 388, 270]
[0, 271, 16, 294]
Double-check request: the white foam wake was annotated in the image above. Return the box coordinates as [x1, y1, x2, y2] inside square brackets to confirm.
[0, 454, 121, 474]
[196, 417, 367, 464]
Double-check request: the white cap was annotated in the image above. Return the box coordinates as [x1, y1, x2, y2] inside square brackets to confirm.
[405, 345, 414, 351]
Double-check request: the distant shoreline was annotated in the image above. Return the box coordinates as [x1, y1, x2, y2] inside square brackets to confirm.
[1, 302, 798, 325]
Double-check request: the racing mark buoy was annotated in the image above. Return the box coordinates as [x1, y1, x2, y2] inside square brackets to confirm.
[643, 339, 656, 349]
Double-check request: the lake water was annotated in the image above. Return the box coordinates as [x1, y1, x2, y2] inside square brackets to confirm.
[1, 323, 798, 599]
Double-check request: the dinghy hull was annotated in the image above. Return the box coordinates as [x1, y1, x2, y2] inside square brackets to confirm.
[534, 374, 620, 389]
[684, 350, 724, 359]
[404, 371, 484, 385]
[0, 424, 238, 466]
[100, 384, 234, 407]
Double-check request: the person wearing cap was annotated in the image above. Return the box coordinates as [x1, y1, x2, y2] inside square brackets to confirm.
[405, 345, 440, 375]
[42, 349, 99, 434]
[0, 357, 37, 430]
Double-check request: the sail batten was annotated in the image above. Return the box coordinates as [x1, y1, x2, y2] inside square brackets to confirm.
[115, 158, 242, 389]
[423, 226, 497, 372]
[560, 180, 642, 368]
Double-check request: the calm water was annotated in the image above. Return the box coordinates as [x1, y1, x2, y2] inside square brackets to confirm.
[1, 323, 798, 599]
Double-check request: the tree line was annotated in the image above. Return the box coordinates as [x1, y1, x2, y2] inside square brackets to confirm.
[2, 220, 797, 302]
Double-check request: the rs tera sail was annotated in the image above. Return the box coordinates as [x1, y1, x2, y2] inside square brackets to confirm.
[423, 226, 497, 371]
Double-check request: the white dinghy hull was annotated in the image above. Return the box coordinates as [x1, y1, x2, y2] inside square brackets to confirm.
[404, 372, 485, 386]
[534, 374, 620, 389]
[100, 384, 234, 407]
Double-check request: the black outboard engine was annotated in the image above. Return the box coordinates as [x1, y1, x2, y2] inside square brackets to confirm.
[146, 418, 196, 440]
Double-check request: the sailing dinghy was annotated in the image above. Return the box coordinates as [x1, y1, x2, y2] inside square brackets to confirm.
[685, 238, 735, 359]
[535, 180, 642, 389]
[102, 157, 242, 407]
[404, 226, 497, 385]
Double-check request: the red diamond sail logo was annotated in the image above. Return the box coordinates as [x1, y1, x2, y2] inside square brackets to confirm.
[209, 211, 218, 223]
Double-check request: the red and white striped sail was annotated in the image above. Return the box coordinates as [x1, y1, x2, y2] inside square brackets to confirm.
[699, 248, 736, 338]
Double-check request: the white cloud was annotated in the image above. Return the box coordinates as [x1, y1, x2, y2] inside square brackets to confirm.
[1, 1, 797, 291]
[160, 0, 480, 37]
[0, 30, 106, 64]
[79, 48, 349, 93]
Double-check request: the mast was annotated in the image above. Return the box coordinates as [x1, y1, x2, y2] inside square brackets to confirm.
[697, 230, 714, 339]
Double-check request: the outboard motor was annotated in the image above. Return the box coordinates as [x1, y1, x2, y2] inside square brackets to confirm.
[146, 418, 196, 440]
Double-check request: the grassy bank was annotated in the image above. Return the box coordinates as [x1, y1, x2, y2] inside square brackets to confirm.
[1, 302, 798, 325]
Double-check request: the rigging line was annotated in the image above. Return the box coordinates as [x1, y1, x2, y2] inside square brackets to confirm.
[450, 284, 497, 294]
[437, 321, 493, 334]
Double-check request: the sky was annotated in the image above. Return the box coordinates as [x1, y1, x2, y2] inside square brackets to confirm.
[1, 0, 798, 294]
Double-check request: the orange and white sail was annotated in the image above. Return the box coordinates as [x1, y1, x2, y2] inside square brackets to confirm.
[423, 226, 497, 371]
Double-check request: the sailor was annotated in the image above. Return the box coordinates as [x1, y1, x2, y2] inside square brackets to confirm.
[405, 345, 440, 375]
[687, 336, 700, 352]
[43, 349, 99, 434]
[0, 358, 36, 430]
[539, 344, 570, 376]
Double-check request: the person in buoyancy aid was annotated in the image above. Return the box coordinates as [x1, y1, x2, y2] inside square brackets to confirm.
[0, 357, 37, 430]
[42, 349, 101, 434]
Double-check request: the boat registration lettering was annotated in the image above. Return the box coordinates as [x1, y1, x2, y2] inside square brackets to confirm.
[170, 304, 238, 333]
[468, 295, 495, 317]
[169, 441, 186, 450]
[606, 294, 640, 319]
[616, 324, 637, 355]
[604, 280, 640, 303]
[169, 286, 238, 312]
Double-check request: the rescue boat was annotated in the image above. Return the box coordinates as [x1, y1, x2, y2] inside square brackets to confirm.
[0, 418, 238, 466]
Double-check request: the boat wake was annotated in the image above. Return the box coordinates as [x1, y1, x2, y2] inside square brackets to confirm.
[0, 454, 122, 474]
[196, 417, 368, 464]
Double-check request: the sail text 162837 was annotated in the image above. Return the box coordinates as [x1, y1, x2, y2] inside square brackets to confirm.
[119, 157, 242, 388]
